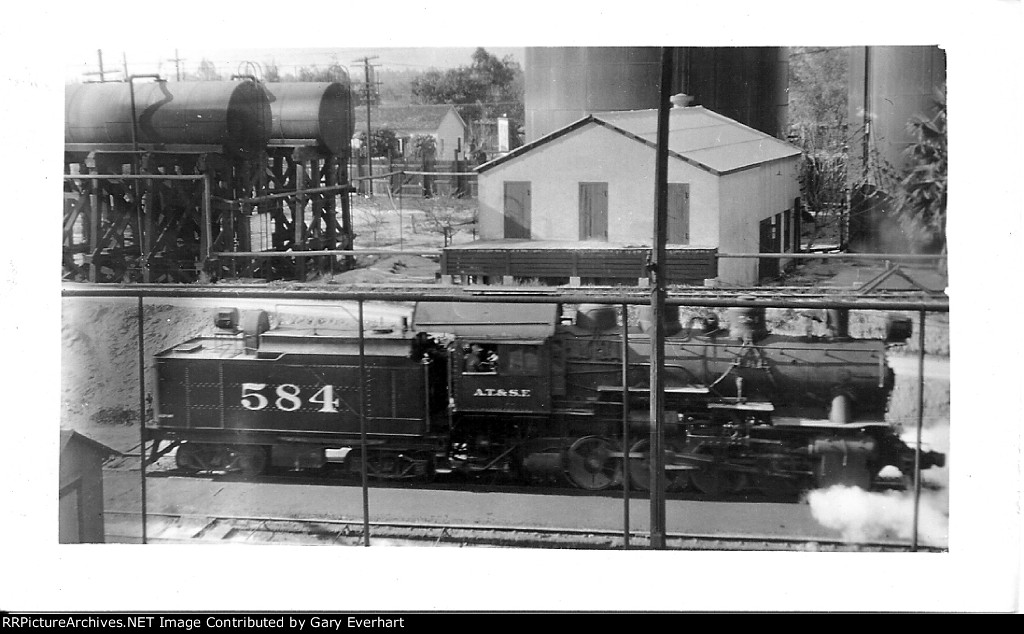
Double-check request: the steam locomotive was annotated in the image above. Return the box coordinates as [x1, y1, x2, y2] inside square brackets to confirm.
[149, 302, 945, 497]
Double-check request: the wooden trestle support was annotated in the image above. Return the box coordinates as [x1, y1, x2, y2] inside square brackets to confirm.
[62, 144, 352, 284]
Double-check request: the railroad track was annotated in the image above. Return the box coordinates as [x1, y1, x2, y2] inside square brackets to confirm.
[104, 510, 941, 551]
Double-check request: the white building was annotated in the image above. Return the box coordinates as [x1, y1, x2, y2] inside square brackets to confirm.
[472, 103, 802, 285]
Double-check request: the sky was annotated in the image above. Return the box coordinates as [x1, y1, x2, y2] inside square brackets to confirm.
[64, 47, 526, 83]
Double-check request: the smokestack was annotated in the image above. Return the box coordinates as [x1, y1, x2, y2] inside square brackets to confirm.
[670, 93, 695, 108]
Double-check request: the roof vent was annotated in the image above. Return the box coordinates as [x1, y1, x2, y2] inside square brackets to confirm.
[671, 93, 695, 108]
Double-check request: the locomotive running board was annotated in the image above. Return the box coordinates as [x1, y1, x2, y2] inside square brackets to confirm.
[707, 401, 775, 412]
[596, 385, 710, 395]
[772, 417, 891, 428]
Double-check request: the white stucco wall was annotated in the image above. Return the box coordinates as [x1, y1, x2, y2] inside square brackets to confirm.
[478, 124, 720, 247]
[717, 158, 801, 284]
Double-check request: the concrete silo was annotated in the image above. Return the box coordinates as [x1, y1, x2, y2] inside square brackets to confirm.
[848, 45, 946, 173]
[524, 46, 789, 142]
[847, 45, 946, 252]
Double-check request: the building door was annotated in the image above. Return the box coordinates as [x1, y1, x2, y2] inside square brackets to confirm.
[503, 182, 531, 239]
[759, 215, 780, 279]
[783, 208, 793, 252]
[667, 183, 690, 245]
[579, 182, 608, 241]
[59, 483, 82, 544]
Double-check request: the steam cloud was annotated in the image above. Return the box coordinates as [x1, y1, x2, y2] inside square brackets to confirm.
[807, 423, 950, 548]
[807, 486, 949, 547]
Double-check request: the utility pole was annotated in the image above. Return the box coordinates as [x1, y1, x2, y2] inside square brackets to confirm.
[648, 47, 674, 550]
[82, 49, 119, 82]
[167, 49, 184, 81]
[353, 56, 379, 196]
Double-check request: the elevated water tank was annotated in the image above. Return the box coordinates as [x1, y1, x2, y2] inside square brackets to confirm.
[264, 81, 354, 156]
[65, 79, 272, 155]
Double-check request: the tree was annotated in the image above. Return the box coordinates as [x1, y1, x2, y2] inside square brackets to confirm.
[356, 198, 391, 245]
[411, 47, 524, 143]
[788, 47, 849, 131]
[191, 58, 222, 81]
[411, 135, 436, 160]
[416, 194, 477, 246]
[263, 61, 281, 82]
[296, 62, 349, 83]
[788, 48, 851, 246]
[894, 87, 947, 252]
[356, 128, 399, 158]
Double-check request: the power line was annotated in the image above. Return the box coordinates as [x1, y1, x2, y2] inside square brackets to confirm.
[354, 56, 380, 195]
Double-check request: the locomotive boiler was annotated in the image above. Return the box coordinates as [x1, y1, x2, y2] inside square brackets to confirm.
[148, 302, 944, 497]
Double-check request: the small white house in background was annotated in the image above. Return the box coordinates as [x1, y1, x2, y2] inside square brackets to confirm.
[354, 104, 468, 159]
[474, 102, 803, 284]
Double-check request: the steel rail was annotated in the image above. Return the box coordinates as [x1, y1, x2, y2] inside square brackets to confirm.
[60, 284, 949, 312]
[102, 510, 944, 552]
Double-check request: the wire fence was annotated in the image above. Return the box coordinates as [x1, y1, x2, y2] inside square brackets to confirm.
[61, 285, 948, 551]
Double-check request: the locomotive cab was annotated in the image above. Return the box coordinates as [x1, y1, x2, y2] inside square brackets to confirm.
[412, 302, 561, 416]
[453, 339, 551, 414]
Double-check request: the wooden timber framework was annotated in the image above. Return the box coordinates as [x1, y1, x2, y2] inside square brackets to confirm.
[62, 142, 355, 284]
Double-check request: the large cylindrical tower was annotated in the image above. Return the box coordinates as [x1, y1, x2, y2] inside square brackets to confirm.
[846, 45, 946, 252]
[524, 46, 789, 142]
[848, 45, 946, 173]
[525, 47, 663, 142]
[672, 47, 790, 139]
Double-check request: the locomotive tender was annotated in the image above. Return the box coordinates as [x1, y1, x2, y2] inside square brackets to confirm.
[150, 302, 945, 497]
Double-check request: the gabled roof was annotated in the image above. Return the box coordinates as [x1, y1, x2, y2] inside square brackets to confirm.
[477, 106, 801, 176]
[353, 104, 466, 135]
[60, 429, 119, 457]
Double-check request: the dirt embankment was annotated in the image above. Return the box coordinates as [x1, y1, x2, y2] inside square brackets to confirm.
[62, 300, 215, 447]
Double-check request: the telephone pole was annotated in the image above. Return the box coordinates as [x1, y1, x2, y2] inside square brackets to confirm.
[82, 49, 119, 82]
[353, 56, 379, 196]
[648, 47, 674, 550]
[167, 49, 184, 81]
